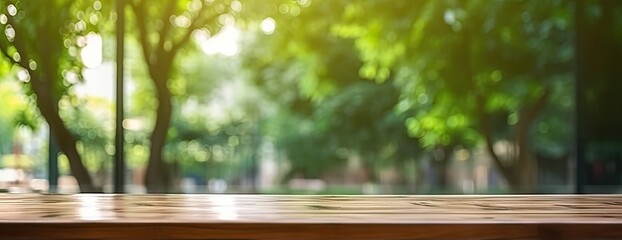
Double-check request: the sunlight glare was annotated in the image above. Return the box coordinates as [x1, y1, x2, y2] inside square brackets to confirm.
[78, 63, 114, 101]
[209, 195, 238, 220]
[78, 195, 104, 221]
[80, 33, 102, 68]
[194, 26, 240, 56]
[7, 5, 17, 16]
[261, 18, 276, 34]
[5, 25, 15, 41]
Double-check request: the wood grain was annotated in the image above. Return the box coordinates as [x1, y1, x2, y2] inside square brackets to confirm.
[0, 194, 621, 239]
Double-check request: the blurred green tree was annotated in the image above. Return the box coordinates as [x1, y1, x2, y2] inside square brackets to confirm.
[240, 0, 578, 192]
[127, 0, 238, 192]
[332, 0, 574, 192]
[0, 0, 103, 192]
[239, 2, 423, 188]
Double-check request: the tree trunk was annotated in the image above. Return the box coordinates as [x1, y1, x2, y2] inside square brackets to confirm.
[513, 120, 538, 193]
[30, 79, 97, 193]
[431, 146, 451, 192]
[512, 88, 550, 192]
[483, 127, 540, 193]
[515, 154, 538, 193]
[482, 89, 549, 193]
[129, 0, 219, 193]
[144, 71, 173, 193]
[495, 152, 537, 193]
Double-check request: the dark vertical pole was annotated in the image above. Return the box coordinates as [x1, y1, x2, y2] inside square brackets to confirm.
[250, 119, 261, 192]
[48, 131, 59, 193]
[114, 0, 126, 193]
[575, 0, 587, 194]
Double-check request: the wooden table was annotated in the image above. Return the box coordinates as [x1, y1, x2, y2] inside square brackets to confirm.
[1, 194, 621, 239]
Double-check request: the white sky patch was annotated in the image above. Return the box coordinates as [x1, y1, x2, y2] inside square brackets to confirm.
[194, 26, 241, 56]
[76, 32, 114, 101]
[78, 62, 114, 101]
[81, 33, 102, 69]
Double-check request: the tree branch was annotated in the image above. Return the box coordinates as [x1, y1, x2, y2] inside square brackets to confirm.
[482, 121, 514, 180]
[169, 6, 221, 56]
[0, 22, 32, 72]
[155, 0, 178, 55]
[60, 1, 73, 15]
[476, 96, 514, 184]
[0, 43, 10, 60]
[518, 87, 551, 128]
[129, 0, 152, 64]
[7, 18, 32, 59]
[513, 86, 550, 162]
[0, 41, 26, 69]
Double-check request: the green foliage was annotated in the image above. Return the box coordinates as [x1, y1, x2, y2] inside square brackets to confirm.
[62, 100, 112, 171]
[240, 3, 423, 181]
[0, 81, 27, 154]
[0, 0, 108, 191]
[331, 0, 574, 154]
[240, 0, 358, 100]
[0, 0, 587, 191]
[236, 0, 578, 190]
[0, 0, 102, 98]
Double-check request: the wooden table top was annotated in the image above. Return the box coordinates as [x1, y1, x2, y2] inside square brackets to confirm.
[1, 194, 622, 239]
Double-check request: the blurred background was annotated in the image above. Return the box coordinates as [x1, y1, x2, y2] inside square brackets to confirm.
[0, 0, 620, 194]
